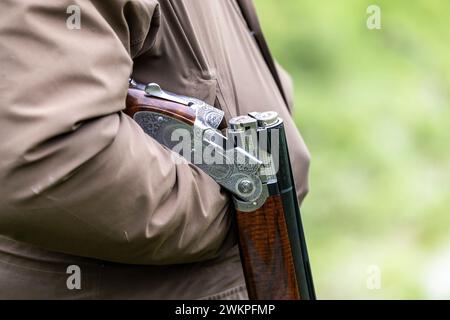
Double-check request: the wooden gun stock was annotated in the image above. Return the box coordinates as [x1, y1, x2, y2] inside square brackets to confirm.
[236, 194, 300, 300]
[126, 88, 227, 130]
[125, 85, 314, 300]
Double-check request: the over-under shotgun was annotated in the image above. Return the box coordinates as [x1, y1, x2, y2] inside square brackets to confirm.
[126, 80, 315, 300]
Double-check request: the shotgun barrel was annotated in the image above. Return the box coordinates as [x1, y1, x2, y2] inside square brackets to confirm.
[125, 80, 315, 300]
[262, 116, 316, 299]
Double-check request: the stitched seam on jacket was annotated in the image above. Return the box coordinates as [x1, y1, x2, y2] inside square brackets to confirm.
[0, 259, 67, 274]
[198, 284, 247, 300]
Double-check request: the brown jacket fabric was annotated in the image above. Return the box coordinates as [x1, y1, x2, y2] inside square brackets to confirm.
[0, 0, 310, 299]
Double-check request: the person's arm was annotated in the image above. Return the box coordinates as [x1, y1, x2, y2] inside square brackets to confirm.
[0, 0, 234, 265]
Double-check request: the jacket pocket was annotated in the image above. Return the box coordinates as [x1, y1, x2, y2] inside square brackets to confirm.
[132, 0, 223, 111]
[164, 0, 222, 108]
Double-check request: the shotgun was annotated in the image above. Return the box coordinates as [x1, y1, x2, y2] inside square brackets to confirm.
[126, 79, 315, 300]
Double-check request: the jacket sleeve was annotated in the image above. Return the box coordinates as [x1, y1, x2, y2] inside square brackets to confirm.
[0, 0, 235, 265]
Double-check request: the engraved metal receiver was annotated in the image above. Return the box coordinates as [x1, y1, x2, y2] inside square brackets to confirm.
[127, 79, 273, 212]
[126, 80, 316, 300]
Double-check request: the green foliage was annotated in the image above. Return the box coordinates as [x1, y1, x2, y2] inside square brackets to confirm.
[256, 0, 450, 299]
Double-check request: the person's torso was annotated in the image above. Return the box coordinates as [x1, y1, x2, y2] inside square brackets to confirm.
[0, 0, 304, 299]
[132, 0, 291, 122]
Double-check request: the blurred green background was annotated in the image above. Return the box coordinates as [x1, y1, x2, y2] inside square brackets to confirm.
[255, 0, 450, 299]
